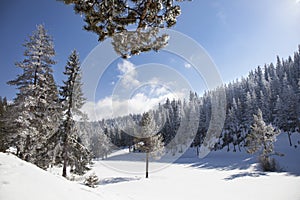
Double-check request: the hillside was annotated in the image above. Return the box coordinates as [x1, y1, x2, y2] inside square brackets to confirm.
[0, 152, 107, 200]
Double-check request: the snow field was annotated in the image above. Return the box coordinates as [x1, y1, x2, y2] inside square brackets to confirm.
[0, 132, 299, 200]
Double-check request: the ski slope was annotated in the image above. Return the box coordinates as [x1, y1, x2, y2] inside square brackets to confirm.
[0, 133, 299, 200]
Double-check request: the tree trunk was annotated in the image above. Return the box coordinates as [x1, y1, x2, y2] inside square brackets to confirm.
[62, 142, 68, 177]
[145, 152, 149, 178]
[62, 74, 75, 177]
[62, 121, 70, 178]
[287, 132, 292, 146]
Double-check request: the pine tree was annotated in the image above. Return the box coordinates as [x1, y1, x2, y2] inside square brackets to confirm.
[225, 105, 238, 152]
[7, 25, 60, 168]
[194, 102, 207, 151]
[297, 79, 300, 130]
[0, 97, 8, 152]
[59, 50, 91, 177]
[246, 109, 279, 171]
[199, 88, 226, 157]
[180, 98, 198, 152]
[90, 129, 112, 159]
[268, 63, 280, 122]
[134, 112, 164, 178]
[60, 0, 188, 57]
[277, 73, 297, 146]
[84, 173, 99, 188]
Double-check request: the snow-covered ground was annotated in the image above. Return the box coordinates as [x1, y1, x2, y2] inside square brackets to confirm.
[1, 133, 299, 200]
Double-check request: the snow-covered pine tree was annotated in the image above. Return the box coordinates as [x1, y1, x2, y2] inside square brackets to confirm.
[179, 97, 198, 152]
[7, 25, 60, 169]
[226, 98, 241, 152]
[199, 87, 226, 157]
[0, 97, 9, 152]
[297, 79, 300, 131]
[194, 101, 207, 150]
[35, 72, 62, 168]
[134, 112, 164, 178]
[161, 98, 176, 146]
[276, 73, 297, 146]
[246, 109, 279, 171]
[61, 0, 187, 57]
[59, 50, 91, 177]
[84, 173, 99, 188]
[267, 63, 280, 122]
[89, 127, 112, 160]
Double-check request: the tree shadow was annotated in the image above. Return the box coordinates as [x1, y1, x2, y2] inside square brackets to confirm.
[180, 149, 300, 179]
[224, 171, 268, 181]
[98, 177, 141, 186]
[180, 152, 270, 180]
[177, 149, 258, 171]
[106, 151, 146, 162]
[104, 147, 300, 177]
[186, 157, 255, 171]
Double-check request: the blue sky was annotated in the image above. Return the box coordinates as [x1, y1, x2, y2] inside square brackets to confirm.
[1, 0, 300, 120]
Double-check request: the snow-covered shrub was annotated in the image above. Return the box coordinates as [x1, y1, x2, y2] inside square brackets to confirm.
[84, 173, 99, 188]
[259, 156, 278, 172]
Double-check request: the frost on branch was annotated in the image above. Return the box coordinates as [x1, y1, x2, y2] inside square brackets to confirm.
[60, 0, 190, 56]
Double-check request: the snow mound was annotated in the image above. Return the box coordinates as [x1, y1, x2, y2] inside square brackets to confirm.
[0, 153, 104, 200]
[273, 133, 300, 175]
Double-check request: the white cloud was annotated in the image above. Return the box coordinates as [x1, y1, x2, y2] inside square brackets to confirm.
[184, 62, 192, 69]
[81, 97, 113, 121]
[81, 87, 187, 121]
[150, 86, 168, 96]
[82, 60, 192, 121]
[117, 60, 140, 88]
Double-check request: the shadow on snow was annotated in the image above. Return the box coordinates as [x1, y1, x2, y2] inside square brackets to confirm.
[98, 177, 141, 186]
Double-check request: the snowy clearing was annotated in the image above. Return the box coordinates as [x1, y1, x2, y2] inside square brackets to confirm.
[0, 133, 300, 200]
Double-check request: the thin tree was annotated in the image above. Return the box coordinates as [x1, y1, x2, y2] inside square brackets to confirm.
[134, 112, 164, 178]
[60, 50, 90, 177]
